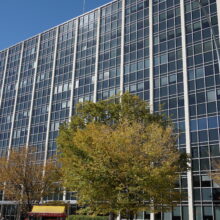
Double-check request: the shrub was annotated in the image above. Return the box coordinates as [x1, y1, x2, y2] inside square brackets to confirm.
[67, 215, 108, 220]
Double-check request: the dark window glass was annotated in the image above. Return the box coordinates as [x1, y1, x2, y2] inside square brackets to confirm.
[192, 159, 199, 171]
[201, 175, 211, 187]
[208, 116, 218, 128]
[192, 147, 199, 158]
[190, 120, 197, 131]
[202, 189, 212, 200]
[190, 105, 196, 116]
[193, 176, 200, 187]
[213, 188, 220, 201]
[207, 102, 217, 113]
[199, 130, 208, 142]
[200, 159, 210, 170]
[194, 189, 201, 200]
[210, 145, 220, 157]
[205, 76, 214, 87]
[200, 146, 208, 157]
[197, 104, 206, 115]
[197, 92, 205, 103]
[209, 129, 218, 141]
[198, 118, 207, 130]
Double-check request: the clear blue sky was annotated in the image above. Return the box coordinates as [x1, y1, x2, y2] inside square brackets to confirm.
[0, 0, 111, 51]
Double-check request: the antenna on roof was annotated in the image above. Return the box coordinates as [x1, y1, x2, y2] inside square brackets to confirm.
[83, 0, 86, 14]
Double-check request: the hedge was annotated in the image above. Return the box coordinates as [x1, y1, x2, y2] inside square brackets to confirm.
[67, 215, 108, 220]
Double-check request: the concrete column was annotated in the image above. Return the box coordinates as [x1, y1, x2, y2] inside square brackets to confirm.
[93, 9, 101, 103]
[217, 0, 220, 42]
[149, 0, 155, 219]
[180, 0, 194, 219]
[149, 0, 154, 113]
[69, 19, 79, 118]
[0, 49, 9, 110]
[120, 0, 125, 95]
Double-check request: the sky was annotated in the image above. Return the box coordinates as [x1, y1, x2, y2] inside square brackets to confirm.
[0, 0, 111, 51]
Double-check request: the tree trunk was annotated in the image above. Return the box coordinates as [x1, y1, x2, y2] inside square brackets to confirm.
[109, 212, 115, 220]
[129, 212, 134, 220]
[127, 210, 134, 220]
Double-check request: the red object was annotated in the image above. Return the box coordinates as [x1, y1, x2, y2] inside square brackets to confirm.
[28, 213, 67, 217]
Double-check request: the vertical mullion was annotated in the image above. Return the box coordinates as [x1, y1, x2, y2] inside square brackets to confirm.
[43, 27, 59, 167]
[93, 9, 101, 103]
[217, 0, 220, 42]
[26, 34, 41, 147]
[149, 1, 155, 218]
[0, 49, 9, 110]
[120, 0, 125, 95]
[149, 0, 154, 114]
[180, 0, 194, 219]
[7, 42, 24, 158]
[69, 19, 79, 118]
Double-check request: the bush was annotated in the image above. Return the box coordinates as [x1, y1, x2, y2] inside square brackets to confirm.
[67, 215, 108, 220]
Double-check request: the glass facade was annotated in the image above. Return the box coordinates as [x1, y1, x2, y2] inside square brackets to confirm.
[0, 0, 220, 219]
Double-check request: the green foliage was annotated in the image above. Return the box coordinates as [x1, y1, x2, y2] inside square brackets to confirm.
[57, 93, 188, 217]
[67, 215, 108, 220]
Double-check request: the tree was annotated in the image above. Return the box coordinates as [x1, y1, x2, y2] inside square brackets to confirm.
[0, 147, 61, 219]
[57, 93, 188, 219]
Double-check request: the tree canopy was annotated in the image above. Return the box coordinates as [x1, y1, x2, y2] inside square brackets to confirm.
[57, 93, 188, 219]
[0, 147, 61, 218]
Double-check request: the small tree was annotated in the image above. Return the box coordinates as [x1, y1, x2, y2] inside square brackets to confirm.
[57, 93, 188, 219]
[0, 147, 61, 219]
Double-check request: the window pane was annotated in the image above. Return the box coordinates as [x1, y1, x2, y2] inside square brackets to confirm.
[207, 90, 216, 102]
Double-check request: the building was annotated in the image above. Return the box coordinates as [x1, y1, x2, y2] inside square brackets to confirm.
[0, 0, 220, 219]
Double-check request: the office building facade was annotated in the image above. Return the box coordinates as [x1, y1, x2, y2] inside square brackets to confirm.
[0, 0, 220, 219]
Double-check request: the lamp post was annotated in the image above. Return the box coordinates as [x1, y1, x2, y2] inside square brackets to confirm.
[193, 0, 220, 70]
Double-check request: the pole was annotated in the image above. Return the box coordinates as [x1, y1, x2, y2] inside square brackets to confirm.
[83, 0, 86, 14]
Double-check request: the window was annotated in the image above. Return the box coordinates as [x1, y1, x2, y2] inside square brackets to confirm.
[92, 75, 95, 84]
[195, 67, 204, 78]
[161, 76, 168, 86]
[207, 90, 216, 102]
[169, 74, 176, 83]
[130, 84, 136, 92]
[208, 116, 218, 128]
[154, 56, 160, 65]
[75, 80, 79, 88]
[104, 71, 109, 79]
[58, 85, 62, 93]
[193, 22, 201, 31]
[63, 83, 68, 92]
[154, 36, 159, 44]
[198, 118, 207, 130]
[190, 119, 197, 131]
[160, 54, 168, 64]
[210, 145, 220, 157]
[217, 89, 220, 99]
